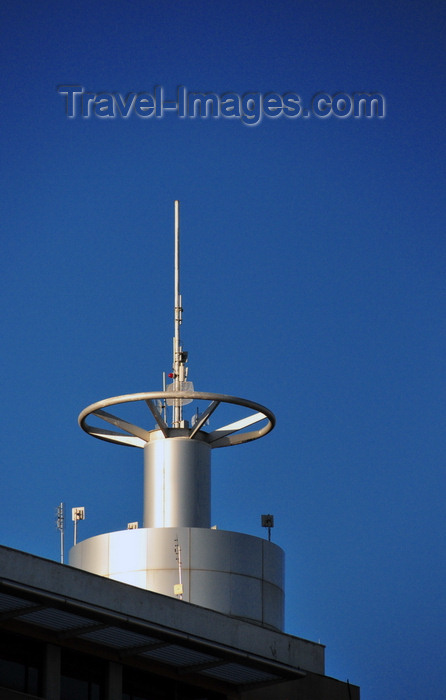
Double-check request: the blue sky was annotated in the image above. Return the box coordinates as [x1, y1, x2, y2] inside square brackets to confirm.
[1, 1, 445, 698]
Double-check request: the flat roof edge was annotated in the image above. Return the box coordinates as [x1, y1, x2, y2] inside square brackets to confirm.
[0, 545, 324, 675]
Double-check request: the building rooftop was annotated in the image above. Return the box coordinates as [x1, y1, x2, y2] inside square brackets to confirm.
[0, 544, 328, 696]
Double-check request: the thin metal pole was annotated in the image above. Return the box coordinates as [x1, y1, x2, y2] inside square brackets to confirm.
[61, 512, 64, 563]
[173, 200, 182, 427]
[162, 371, 167, 424]
[175, 538, 183, 600]
[56, 502, 65, 564]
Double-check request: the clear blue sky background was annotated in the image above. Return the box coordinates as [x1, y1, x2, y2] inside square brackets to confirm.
[1, 2, 445, 698]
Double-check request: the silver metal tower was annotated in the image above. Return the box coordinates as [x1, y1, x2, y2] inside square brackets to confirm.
[70, 202, 284, 631]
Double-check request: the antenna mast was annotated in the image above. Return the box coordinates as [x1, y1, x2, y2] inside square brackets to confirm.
[173, 200, 186, 427]
[56, 502, 65, 564]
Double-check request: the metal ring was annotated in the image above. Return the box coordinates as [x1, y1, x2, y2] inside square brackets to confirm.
[79, 391, 275, 449]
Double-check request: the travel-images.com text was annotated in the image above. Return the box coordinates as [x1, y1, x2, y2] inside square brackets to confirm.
[58, 86, 385, 125]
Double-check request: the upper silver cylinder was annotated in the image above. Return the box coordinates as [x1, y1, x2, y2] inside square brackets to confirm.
[144, 435, 211, 528]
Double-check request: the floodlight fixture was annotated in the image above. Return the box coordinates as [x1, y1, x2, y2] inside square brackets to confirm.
[72, 506, 85, 521]
[261, 514, 274, 541]
[72, 506, 85, 546]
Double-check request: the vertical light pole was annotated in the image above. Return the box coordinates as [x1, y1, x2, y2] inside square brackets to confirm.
[261, 514, 274, 542]
[72, 507, 85, 546]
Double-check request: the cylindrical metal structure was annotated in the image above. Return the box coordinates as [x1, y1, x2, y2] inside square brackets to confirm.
[144, 434, 211, 528]
[74, 206, 282, 631]
[69, 527, 285, 631]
